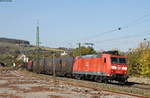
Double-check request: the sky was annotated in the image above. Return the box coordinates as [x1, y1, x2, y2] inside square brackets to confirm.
[0, 0, 150, 51]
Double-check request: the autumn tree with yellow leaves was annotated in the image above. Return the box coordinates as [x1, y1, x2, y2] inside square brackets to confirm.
[128, 40, 150, 76]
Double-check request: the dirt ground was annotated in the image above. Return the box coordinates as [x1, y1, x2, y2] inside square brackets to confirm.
[0, 69, 139, 98]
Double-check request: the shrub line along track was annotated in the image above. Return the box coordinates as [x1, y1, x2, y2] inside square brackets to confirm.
[20, 69, 150, 98]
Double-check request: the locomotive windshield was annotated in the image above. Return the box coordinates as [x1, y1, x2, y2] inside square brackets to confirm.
[111, 57, 126, 64]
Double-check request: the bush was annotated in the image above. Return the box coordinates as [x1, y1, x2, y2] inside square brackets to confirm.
[128, 40, 150, 76]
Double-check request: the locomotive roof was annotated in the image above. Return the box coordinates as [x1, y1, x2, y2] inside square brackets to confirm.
[79, 53, 126, 59]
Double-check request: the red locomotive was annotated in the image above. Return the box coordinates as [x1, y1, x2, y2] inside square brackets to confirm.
[26, 51, 128, 84]
[73, 53, 128, 83]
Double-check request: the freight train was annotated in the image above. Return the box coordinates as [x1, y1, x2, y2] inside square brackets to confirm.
[26, 52, 128, 84]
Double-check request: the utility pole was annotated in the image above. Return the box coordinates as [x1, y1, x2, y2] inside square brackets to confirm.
[77, 43, 81, 56]
[36, 21, 40, 73]
[36, 21, 40, 48]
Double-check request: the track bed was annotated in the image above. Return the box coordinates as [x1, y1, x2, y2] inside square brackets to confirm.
[0, 68, 144, 98]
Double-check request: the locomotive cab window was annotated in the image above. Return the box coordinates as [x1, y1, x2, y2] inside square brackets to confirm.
[111, 57, 118, 64]
[104, 58, 106, 63]
[119, 58, 126, 64]
[111, 57, 126, 64]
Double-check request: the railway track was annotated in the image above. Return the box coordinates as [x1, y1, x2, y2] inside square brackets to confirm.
[0, 69, 144, 98]
[18, 69, 150, 98]
[56, 75, 150, 98]
[107, 81, 150, 91]
[126, 82, 150, 91]
[1, 68, 150, 97]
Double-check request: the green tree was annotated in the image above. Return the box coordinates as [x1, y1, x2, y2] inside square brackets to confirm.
[71, 46, 96, 56]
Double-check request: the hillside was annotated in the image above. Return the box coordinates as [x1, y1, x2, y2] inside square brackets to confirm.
[0, 37, 30, 45]
[0, 37, 66, 66]
[0, 38, 30, 66]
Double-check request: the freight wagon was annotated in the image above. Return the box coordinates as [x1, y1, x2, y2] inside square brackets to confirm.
[32, 57, 74, 77]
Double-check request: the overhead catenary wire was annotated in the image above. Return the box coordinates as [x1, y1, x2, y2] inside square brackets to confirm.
[93, 30, 150, 44]
[44, 12, 150, 50]
[79, 12, 150, 47]
[54, 27, 122, 46]
[55, 12, 150, 47]
[86, 12, 150, 42]
[95, 38, 146, 51]
[81, 27, 122, 41]
[122, 12, 150, 29]
[94, 31, 150, 51]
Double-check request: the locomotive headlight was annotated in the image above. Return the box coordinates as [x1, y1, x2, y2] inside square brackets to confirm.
[122, 67, 127, 70]
[111, 66, 117, 69]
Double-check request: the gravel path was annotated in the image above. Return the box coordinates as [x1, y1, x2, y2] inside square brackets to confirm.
[0, 69, 139, 98]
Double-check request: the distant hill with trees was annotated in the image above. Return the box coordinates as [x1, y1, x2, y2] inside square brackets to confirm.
[0, 37, 30, 66]
[0, 37, 30, 45]
[0, 37, 66, 66]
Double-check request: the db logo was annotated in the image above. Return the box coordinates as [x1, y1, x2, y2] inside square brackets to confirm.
[118, 67, 121, 70]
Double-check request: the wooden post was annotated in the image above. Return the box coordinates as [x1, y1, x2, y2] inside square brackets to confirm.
[52, 53, 56, 85]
